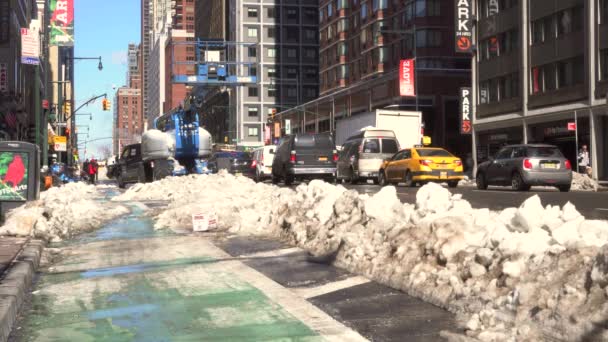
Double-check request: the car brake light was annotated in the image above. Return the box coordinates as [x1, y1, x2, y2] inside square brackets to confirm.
[333, 150, 339, 162]
[454, 160, 462, 166]
[420, 159, 432, 167]
[565, 160, 572, 170]
[251, 160, 257, 168]
[523, 159, 533, 170]
[290, 150, 296, 163]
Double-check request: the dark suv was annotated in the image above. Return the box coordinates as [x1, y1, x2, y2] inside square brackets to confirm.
[116, 143, 152, 188]
[271, 133, 337, 185]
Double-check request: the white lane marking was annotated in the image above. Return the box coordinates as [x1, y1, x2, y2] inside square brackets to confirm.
[472, 190, 520, 194]
[292, 276, 371, 299]
[239, 247, 303, 259]
[596, 208, 608, 211]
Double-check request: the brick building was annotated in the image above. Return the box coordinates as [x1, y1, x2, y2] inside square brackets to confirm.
[278, 0, 471, 157]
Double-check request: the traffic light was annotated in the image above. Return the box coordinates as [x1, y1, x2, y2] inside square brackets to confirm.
[63, 101, 71, 114]
[270, 108, 277, 120]
[102, 98, 111, 111]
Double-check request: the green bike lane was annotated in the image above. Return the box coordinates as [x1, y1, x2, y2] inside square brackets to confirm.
[13, 203, 366, 342]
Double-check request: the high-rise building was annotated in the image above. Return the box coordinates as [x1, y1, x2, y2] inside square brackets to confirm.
[473, 0, 608, 182]
[195, 0, 320, 147]
[113, 87, 143, 155]
[278, 0, 471, 157]
[141, 0, 152, 128]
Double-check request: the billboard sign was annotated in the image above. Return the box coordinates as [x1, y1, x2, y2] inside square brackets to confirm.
[21, 28, 40, 65]
[285, 119, 291, 135]
[455, 0, 473, 53]
[53, 136, 67, 151]
[49, 0, 74, 46]
[459, 87, 472, 135]
[0, 152, 29, 201]
[567, 122, 576, 131]
[273, 122, 281, 138]
[399, 59, 415, 97]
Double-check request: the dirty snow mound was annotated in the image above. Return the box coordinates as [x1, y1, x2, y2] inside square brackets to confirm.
[127, 174, 608, 341]
[0, 183, 128, 242]
[571, 172, 600, 191]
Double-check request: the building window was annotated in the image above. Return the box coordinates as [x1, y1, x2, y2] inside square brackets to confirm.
[249, 66, 257, 77]
[337, 0, 349, 10]
[404, 2, 413, 22]
[304, 87, 317, 99]
[287, 48, 297, 58]
[373, 0, 388, 12]
[328, 3, 333, 17]
[247, 8, 258, 18]
[287, 8, 298, 19]
[498, 73, 519, 100]
[248, 127, 259, 137]
[556, 56, 585, 88]
[601, 49, 608, 81]
[268, 27, 276, 38]
[267, 67, 277, 78]
[361, 2, 367, 19]
[248, 87, 258, 97]
[287, 87, 297, 98]
[268, 88, 277, 97]
[602, 0, 608, 25]
[287, 67, 297, 78]
[248, 107, 259, 117]
[286, 27, 298, 41]
[557, 6, 583, 36]
[304, 48, 316, 59]
[531, 64, 556, 94]
[531, 16, 554, 44]
[305, 29, 316, 40]
[268, 48, 276, 57]
[248, 47, 257, 57]
[305, 67, 317, 79]
[248, 28, 258, 38]
[416, 29, 442, 47]
[267, 7, 275, 18]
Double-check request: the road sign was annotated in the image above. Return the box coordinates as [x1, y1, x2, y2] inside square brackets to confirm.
[455, 0, 473, 54]
[285, 119, 291, 135]
[459, 87, 472, 135]
[53, 136, 67, 151]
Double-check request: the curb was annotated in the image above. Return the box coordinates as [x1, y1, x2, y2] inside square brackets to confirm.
[0, 240, 44, 342]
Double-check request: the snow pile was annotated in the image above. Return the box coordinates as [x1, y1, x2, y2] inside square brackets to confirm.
[571, 172, 601, 191]
[118, 174, 608, 340]
[458, 176, 476, 187]
[0, 183, 128, 242]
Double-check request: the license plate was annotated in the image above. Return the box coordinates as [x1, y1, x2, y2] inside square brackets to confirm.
[541, 164, 558, 169]
[235, 172, 242, 176]
[440, 172, 448, 179]
[318, 157, 328, 161]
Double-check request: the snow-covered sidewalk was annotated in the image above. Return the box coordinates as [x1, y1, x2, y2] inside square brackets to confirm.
[115, 173, 608, 341]
[0, 183, 129, 242]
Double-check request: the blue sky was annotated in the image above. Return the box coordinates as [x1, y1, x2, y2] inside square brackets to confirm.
[74, 0, 140, 159]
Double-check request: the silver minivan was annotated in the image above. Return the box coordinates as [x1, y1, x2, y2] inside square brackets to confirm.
[336, 129, 400, 184]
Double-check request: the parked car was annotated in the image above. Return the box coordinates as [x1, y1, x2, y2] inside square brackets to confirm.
[207, 151, 254, 177]
[271, 133, 337, 185]
[336, 129, 400, 184]
[379, 147, 464, 188]
[252, 146, 276, 182]
[476, 144, 572, 192]
[116, 143, 151, 188]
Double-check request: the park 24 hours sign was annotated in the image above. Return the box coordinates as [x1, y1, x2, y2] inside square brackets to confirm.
[455, 0, 473, 53]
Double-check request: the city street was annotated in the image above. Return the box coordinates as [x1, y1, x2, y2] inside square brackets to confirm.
[8, 193, 457, 342]
[344, 184, 608, 220]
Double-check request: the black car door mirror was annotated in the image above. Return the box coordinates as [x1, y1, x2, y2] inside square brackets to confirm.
[269, 149, 274, 154]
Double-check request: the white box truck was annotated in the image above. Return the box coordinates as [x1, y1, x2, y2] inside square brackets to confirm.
[335, 109, 423, 148]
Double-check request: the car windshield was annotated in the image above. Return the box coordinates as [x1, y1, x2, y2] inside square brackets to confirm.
[526, 147, 563, 158]
[416, 149, 452, 157]
[295, 135, 334, 149]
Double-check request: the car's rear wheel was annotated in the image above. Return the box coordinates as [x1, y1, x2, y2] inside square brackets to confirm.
[476, 173, 488, 190]
[447, 181, 459, 188]
[511, 172, 530, 191]
[378, 170, 388, 187]
[557, 184, 571, 192]
[404, 171, 416, 187]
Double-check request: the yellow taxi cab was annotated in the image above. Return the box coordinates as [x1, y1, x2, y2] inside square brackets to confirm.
[378, 147, 464, 188]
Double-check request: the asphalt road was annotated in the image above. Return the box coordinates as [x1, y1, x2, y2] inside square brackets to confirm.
[343, 183, 608, 220]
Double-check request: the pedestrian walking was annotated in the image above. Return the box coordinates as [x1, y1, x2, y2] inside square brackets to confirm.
[88, 158, 98, 184]
[577, 144, 590, 175]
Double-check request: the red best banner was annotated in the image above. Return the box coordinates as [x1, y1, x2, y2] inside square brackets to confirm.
[399, 59, 415, 97]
